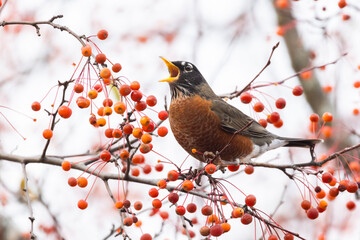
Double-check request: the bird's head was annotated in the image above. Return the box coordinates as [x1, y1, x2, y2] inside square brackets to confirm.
[159, 57, 216, 99]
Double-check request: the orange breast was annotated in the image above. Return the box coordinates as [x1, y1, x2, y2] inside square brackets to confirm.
[169, 95, 253, 163]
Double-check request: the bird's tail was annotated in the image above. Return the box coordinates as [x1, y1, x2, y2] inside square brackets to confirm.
[281, 137, 323, 148]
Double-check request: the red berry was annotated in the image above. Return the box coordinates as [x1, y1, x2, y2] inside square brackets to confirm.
[244, 165, 254, 174]
[95, 53, 106, 64]
[227, 165, 240, 172]
[77, 199, 88, 210]
[253, 102, 264, 112]
[167, 170, 179, 181]
[346, 181, 358, 193]
[346, 201, 356, 210]
[31, 101, 41, 111]
[130, 90, 143, 102]
[275, 98, 286, 109]
[148, 188, 159, 198]
[241, 213, 253, 225]
[201, 205, 213, 216]
[186, 203, 197, 213]
[301, 200, 311, 210]
[322, 172, 333, 183]
[112, 63, 122, 73]
[258, 119, 267, 128]
[135, 101, 147, 111]
[284, 233, 294, 240]
[270, 112, 280, 123]
[97, 29, 108, 40]
[240, 92, 252, 104]
[157, 126, 168, 137]
[140, 233, 152, 240]
[100, 150, 111, 162]
[168, 192, 179, 204]
[175, 205, 186, 216]
[146, 95, 157, 107]
[119, 85, 132, 96]
[245, 194, 256, 207]
[210, 224, 223, 237]
[292, 85, 303, 96]
[307, 207, 319, 220]
[309, 113, 319, 122]
[158, 111, 169, 120]
[74, 83, 84, 93]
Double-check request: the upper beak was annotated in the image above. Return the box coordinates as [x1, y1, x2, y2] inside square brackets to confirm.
[159, 57, 180, 82]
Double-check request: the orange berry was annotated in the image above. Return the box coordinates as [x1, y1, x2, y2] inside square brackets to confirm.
[115, 201, 123, 209]
[276, 26, 285, 36]
[132, 154, 145, 164]
[81, 44, 92, 57]
[275, 0, 289, 9]
[205, 163, 216, 174]
[338, 0, 347, 8]
[158, 111, 168, 120]
[182, 180, 194, 191]
[318, 200, 328, 209]
[104, 128, 113, 138]
[62, 161, 71, 171]
[232, 207, 244, 218]
[157, 126, 168, 137]
[141, 133, 152, 144]
[100, 68, 111, 79]
[112, 63, 122, 73]
[97, 29, 108, 40]
[112, 129, 123, 138]
[132, 128, 143, 138]
[134, 201, 143, 211]
[321, 126, 332, 139]
[31, 101, 41, 111]
[120, 149, 129, 159]
[113, 101, 126, 114]
[42, 129, 53, 139]
[95, 53, 106, 64]
[148, 188, 159, 198]
[131, 168, 140, 177]
[300, 70, 312, 80]
[130, 81, 140, 90]
[157, 179, 167, 189]
[208, 214, 219, 223]
[268, 235, 278, 240]
[159, 211, 169, 220]
[124, 217, 133, 226]
[353, 108, 359, 115]
[322, 112, 333, 122]
[77, 177, 88, 188]
[322, 85, 332, 93]
[354, 81, 360, 88]
[152, 199, 162, 209]
[74, 83, 84, 93]
[167, 170, 179, 181]
[316, 189, 326, 199]
[273, 119, 283, 128]
[100, 150, 111, 162]
[58, 105, 72, 119]
[96, 117, 106, 127]
[76, 96, 90, 109]
[104, 106, 112, 116]
[140, 116, 150, 126]
[88, 89, 98, 99]
[77, 199, 88, 210]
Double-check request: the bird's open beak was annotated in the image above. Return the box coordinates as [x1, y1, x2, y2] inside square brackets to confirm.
[159, 57, 180, 82]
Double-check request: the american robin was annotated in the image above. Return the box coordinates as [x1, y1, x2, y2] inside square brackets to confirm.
[159, 57, 321, 165]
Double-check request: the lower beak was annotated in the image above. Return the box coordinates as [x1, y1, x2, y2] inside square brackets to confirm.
[159, 57, 180, 82]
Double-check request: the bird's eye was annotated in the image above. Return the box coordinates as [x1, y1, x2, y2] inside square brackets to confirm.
[184, 64, 193, 72]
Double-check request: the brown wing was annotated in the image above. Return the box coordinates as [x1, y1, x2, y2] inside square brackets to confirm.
[211, 99, 276, 145]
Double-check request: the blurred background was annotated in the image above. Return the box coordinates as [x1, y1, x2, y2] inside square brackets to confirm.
[0, 0, 360, 239]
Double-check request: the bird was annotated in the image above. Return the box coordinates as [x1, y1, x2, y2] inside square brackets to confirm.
[159, 57, 321, 166]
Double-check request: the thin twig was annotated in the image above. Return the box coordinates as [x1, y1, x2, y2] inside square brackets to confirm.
[22, 163, 36, 240]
